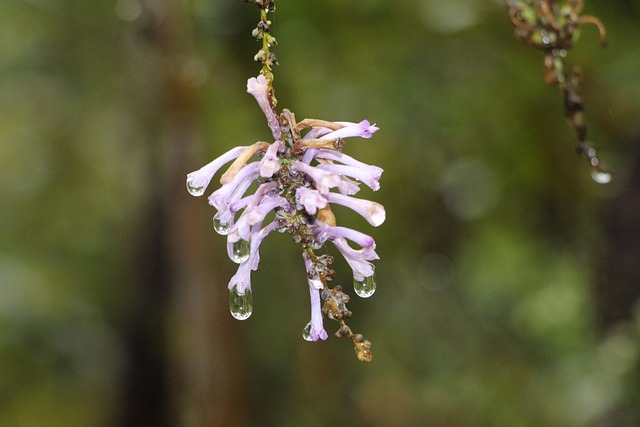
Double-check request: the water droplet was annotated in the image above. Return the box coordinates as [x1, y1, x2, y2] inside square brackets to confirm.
[353, 272, 376, 298]
[213, 217, 230, 235]
[186, 177, 206, 196]
[229, 286, 253, 320]
[540, 30, 551, 45]
[592, 171, 612, 185]
[302, 322, 313, 341]
[231, 239, 250, 264]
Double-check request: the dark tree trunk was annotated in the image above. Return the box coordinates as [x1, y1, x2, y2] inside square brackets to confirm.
[115, 1, 248, 425]
[596, 139, 640, 330]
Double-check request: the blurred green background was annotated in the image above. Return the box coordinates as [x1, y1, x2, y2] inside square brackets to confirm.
[2, 0, 640, 426]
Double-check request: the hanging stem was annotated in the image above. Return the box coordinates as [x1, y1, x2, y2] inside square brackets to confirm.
[505, 0, 610, 176]
[251, 1, 278, 110]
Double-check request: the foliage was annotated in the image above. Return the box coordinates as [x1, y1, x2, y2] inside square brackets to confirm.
[1, 0, 639, 425]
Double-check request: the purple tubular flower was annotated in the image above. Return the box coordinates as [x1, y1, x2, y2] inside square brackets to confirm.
[216, 193, 254, 227]
[315, 224, 376, 251]
[303, 126, 332, 140]
[228, 182, 279, 242]
[303, 251, 328, 341]
[301, 148, 318, 165]
[228, 212, 253, 243]
[248, 220, 279, 271]
[215, 195, 252, 229]
[296, 187, 328, 215]
[227, 220, 278, 294]
[331, 237, 378, 282]
[317, 164, 381, 191]
[208, 162, 260, 211]
[320, 120, 379, 140]
[186, 146, 249, 195]
[259, 140, 283, 178]
[307, 286, 328, 341]
[314, 149, 384, 178]
[246, 194, 287, 225]
[292, 161, 340, 194]
[324, 192, 386, 227]
[228, 260, 252, 294]
[247, 75, 281, 141]
[336, 176, 361, 195]
[229, 196, 252, 215]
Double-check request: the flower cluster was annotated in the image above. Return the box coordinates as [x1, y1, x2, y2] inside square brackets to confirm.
[187, 74, 384, 362]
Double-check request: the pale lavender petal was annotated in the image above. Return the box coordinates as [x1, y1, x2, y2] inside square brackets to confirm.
[332, 237, 377, 282]
[245, 195, 287, 226]
[229, 195, 252, 214]
[296, 187, 328, 215]
[303, 126, 332, 140]
[292, 161, 340, 194]
[248, 220, 279, 271]
[317, 163, 380, 191]
[337, 176, 361, 195]
[301, 148, 318, 165]
[227, 220, 278, 292]
[315, 224, 376, 250]
[228, 217, 251, 243]
[305, 149, 380, 192]
[228, 260, 252, 293]
[308, 286, 328, 341]
[186, 146, 248, 196]
[259, 140, 283, 178]
[319, 120, 379, 140]
[228, 182, 279, 242]
[314, 149, 384, 177]
[247, 75, 281, 141]
[215, 195, 244, 226]
[208, 162, 260, 211]
[335, 120, 380, 137]
[324, 192, 386, 227]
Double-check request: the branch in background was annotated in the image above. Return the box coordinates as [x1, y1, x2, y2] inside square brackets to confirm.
[505, 0, 611, 182]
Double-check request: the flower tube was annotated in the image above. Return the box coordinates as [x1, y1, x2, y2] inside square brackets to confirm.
[186, 146, 249, 196]
[247, 75, 281, 140]
[324, 192, 386, 227]
[319, 120, 379, 140]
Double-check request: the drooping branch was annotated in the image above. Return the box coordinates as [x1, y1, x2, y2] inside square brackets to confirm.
[505, 0, 611, 180]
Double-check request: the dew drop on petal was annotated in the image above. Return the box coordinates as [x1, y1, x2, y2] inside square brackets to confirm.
[229, 286, 253, 320]
[302, 322, 313, 341]
[186, 177, 206, 196]
[213, 216, 230, 235]
[231, 239, 250, 264]
[353, 272, 376, 298]
[592, 171, 612, 185]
